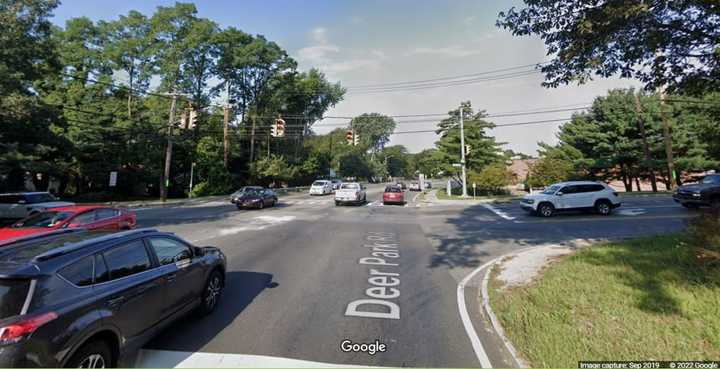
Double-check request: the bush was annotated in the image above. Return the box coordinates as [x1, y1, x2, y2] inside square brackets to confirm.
[468, 163, 513, 195]
[685, 209, 720, 268]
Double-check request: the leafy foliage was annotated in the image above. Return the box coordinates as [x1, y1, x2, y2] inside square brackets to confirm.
[468, 163, 513, 195]
[497, 1, 720, 94]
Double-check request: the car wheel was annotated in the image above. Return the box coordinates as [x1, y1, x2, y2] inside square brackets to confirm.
[537, 203, 554, 217]
[236, 204, 243, 210]
[271, 199, 276, 207]
[198, 270, 223, 316]
[711, 197, 720, 210]
[65, 340, 112, 368]
[681, 203, 698, 209]
[335, 201, 340, 206]
[595, 200, 612, 215]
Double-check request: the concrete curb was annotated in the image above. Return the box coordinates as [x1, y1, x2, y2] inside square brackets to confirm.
[474, 237, 633, 368]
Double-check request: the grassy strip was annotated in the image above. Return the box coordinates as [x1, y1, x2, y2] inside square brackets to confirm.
[434, 190, 517, 202]
[489, 235, 720, 367]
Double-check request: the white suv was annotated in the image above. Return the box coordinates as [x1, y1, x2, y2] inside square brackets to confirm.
[0, 192, 75, 219]
[309, 180, 333, 195]
[520, 181, 621, 217]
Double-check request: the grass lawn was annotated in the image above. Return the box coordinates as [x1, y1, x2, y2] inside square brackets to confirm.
[434, 190, 517, 201]
[489, 235, 720, 367]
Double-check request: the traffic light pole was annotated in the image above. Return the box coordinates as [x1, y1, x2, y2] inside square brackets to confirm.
[459, 103, 469, 198]
[160, 93, 178, 202]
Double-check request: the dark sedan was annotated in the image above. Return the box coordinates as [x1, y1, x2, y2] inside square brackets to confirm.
[235, 189, 278, 209]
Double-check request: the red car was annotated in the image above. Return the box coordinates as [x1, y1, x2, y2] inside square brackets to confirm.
[383, 185, 405, 205]
[0, 205, 136, 243]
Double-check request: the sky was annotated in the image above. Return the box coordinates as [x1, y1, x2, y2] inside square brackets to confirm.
[50, 0, 642, 155]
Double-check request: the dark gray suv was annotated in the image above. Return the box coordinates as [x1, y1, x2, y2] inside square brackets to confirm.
[0, 228, 226, 367]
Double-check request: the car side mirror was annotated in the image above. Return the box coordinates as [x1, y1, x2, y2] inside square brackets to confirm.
[194, 246, 205, 257]
[556, 192, 564, 196]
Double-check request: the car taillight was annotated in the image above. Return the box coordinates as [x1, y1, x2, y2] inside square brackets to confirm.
[0, 312, 57, 344]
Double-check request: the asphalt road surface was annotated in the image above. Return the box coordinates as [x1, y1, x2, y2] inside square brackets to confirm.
[128, 186, 690, 368]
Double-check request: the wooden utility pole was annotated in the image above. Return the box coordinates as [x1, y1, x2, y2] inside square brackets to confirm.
[633, 93, 658, 192]
[160, 93, 178, 202]
[658, 85, 676, 190]
[223, 82, 231, 168]
[249, 114, 257, 162]
[267, 134, 270, 158]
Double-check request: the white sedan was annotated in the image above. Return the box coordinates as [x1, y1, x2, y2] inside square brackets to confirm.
[335, 183, 367, 206]
[309, 180, 333, 195]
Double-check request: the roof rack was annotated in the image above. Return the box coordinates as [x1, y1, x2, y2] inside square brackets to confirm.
[33, 228, 158, 262]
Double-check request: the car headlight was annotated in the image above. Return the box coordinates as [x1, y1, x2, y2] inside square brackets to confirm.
[692, 193, 701, 197]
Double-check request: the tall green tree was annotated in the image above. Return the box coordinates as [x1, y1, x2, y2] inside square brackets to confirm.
[350, 113, 396, 152]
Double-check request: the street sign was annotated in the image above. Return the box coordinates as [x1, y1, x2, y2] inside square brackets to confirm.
[452, 163, 462, 167]
[109, 171, 118, 187]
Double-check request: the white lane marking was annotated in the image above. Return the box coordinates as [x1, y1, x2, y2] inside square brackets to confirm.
[366, 201, 374, 206]
[136, 349, 384, 368]
[457, 258, 499, 368]
[617, 208, 647, 216]
[212, 215, 296, 237]
[481, 204, 516, 220]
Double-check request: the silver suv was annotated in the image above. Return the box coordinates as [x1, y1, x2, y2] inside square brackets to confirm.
[0, 192, 75, 219]
[520, 181, 621, 217]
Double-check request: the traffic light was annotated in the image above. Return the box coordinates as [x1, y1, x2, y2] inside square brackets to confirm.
[274, 117, 286, 137]
[346, 130, 354, 145]
[180, 109, 189, 129]
[188, 109, 198, 129]
[464, 145, 471, 155]
[353, 132, 360, 146]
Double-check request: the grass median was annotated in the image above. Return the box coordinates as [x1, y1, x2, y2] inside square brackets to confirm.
[434, 190, 517, 202]
[489, 235, 720, 367]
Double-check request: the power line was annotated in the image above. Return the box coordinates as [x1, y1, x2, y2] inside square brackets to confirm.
[345, 62, 548, 89]
[346, 70, 541, 94]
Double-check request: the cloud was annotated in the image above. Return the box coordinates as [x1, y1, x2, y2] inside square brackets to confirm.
[407, 45, 483, 58]
[295, 27, 385, 77]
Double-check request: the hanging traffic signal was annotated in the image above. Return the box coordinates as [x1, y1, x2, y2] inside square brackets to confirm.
[188, 109, 198, 129]
[353, 132, 360, 146]
[465, 145, 471, 155]
[346, 130, 354, 145]
[180, 109, 189, 129]
[275, 116, 286, 137]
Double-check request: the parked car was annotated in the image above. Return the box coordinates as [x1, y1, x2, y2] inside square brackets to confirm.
[330, 179, 343, 190]
[0, 192, 74, 219]
[309, 180, 333, 195]
[230, 186, 264, 204]
[335, 183, 367, 206]
[396, 182, 407, 190]
[235, 188, 278, 209]
[383, 185, 405, 205]
[408, 182, 421, 191]
[0, 228, 226, 367]
[520, 181, 621, 217]
[424, 181, 432, 189]
[673, 174, 720, 209]
[0, 206, 137, 242]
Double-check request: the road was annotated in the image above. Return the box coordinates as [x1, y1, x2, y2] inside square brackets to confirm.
[129, 185, 690, 368]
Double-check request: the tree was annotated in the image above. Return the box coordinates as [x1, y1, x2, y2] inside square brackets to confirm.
[497, 1, 720, 94]
[435, 102, 503, 177]
[249, 155, 297, 186]
[100, 10, 156, 118]
[338, 150, 372, 180]
[527, 157, 576, 188]
[382, 145, 411, 178]
[411, 149, 444, 178]
[350, 113, 396, 152]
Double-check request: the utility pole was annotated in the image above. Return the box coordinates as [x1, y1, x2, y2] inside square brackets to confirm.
[633, 93, 657, 192]
[267, 134, 270, 158]
[249, 114, 256, 162]
[658, 84, 676, 190]
[459, 103, 469, 198]
[223, 82, 231, 168]
[160, 92, 179, 202]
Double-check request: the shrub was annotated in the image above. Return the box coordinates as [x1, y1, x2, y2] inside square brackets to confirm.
[685, 209, 720, 268]
[468, 163, 513, 195]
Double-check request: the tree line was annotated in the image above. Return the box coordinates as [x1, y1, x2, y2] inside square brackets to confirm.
[1, 0, 345, 199]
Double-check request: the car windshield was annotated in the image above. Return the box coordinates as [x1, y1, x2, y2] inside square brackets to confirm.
[312, 181, 327, 186]
[385, 187, 402, 193]
[701, 176, 720, 184]
[12, 211, 73, 228]
[542, 185, 563, 195]
[340, 183, 359, 190]
[25, 193, 56, 203]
